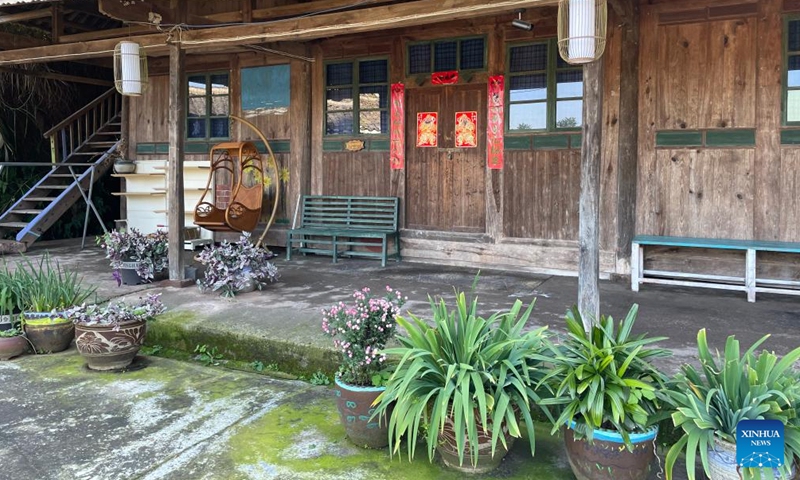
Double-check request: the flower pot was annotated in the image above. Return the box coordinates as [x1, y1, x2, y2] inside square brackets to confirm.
[0, 335, 28, 360]
[563, 421, 657, 480]
[0, 314, 18, 332]
[119, 261, 144, 285]
[334, 376, 389, 449]
[113, 160, 136, 174]
[74, 319, 146, 371]
[708, 437, 795, 480]
[22, 313, 74, 353]
[436, 412, 515, 474]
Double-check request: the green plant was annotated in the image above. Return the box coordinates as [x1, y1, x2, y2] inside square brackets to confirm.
[194, 344, 223, 366]
[309, 371, 330, 386]
[373, 290, 551, 468]
[141, 345, 164, 356]
[664, 330, 800, 480]
[14, 255, 96, 314]
[250, 360, 265, 372]
[65, 294, 165, 328]
[0, 327, 22, 338]
[97, 228, 168, 284]
[539, 305, 670, 447]
[196, 234, 279, 297]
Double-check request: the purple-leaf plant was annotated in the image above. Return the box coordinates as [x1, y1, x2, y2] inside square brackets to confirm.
[65, 293, 166, 331]
[96, 228, 168, 283]
[196, 233, 279, 297]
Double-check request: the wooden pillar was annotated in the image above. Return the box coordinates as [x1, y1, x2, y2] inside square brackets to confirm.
[578, 56, 604, 329]
[51, 5, 63, 44]
[290, 54, 312, 214]
[120, 96, 130, 223]
[310, 43, 324, 195]
[389, 37, 406, 228]
[167, 42, 185, 282]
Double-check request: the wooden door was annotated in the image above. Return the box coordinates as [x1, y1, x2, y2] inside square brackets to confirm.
[405, 84, 486, 233]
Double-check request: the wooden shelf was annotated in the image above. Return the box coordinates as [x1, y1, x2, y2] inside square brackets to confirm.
[152, 165, 210, 171]
[153, 187, 205, 192]
[111, 192, 165, 196]
[111, 173, 164, 178]
[153, 210, 196, 214]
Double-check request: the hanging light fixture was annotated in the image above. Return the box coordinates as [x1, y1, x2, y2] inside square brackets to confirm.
[114, 41, 149, 96]
[557, 0, 607, 65]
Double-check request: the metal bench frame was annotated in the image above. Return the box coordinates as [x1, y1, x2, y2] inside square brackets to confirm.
[631, 235, 800, 302]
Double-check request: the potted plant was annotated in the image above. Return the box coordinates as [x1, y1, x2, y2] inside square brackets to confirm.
[664, 329, 800, 480]
[196, 234, 279, 297]
[16, 255, 96, 353]
[0, 267, 24, 331]
[321, 285, 406, 449]
[97, 228, 168, 285]
[64, 293, 166, 371]
[0, 326, 27, 361]
[372, 289, 551, 474]
[539, 304, 670, 480]
[111, 139, 135, 174]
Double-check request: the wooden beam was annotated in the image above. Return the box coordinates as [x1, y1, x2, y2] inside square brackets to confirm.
[98, 0, 220, 26]
[578, 56, 605, 329]
[0, 31, 48, 50]
[607, 0, 631, 19]
[51, 5, 63, 44]
[0, 8, 52, 25]
[0, 0, 558, 65]
[167, 42, 185, 282]
[0, 66, 113, 86]
[59, 25, 156, 44]
[242, 0, 253, 23]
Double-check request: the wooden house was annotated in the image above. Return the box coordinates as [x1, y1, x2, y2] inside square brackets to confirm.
[0, 0, 798, 296]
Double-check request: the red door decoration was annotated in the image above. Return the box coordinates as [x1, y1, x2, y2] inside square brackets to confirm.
[487, 75, 505, 169]
[455, 111, 478, 148]
[431, 71, 459, 85]
[416, 112, 438, 147]
[390, 83, 405, 169]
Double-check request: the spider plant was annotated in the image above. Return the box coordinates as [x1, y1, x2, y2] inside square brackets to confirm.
[15, 255, 96, 316]
[664, 330, 800, 480]
[373, 289, 552, 470]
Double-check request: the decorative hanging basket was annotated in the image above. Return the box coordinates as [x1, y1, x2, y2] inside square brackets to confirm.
[114, 41, 149, 96]
[557, 0, 607, 65]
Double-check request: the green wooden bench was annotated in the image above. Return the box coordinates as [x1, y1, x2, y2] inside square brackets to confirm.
[632, 235, 800, 302]
[286, 195, 401, 267]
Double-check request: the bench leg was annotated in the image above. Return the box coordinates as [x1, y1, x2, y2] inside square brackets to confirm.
[746, 248, 756, 303]
[395, 232, 401, 262]
[332, 236, 338, 264]
[286, 233, 293, 261]
[631, 242, 641, 292]
[381, 236, 387, 267]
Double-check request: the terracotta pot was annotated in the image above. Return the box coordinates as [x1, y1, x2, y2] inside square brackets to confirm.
[708, 437, 795, 480]
[436, 412, 515, 474]
[563, 422, 657, 480]
[334, 376, 389, 448]
[0, 335, 28, 360]
[23, 313, 74, 353]
[74, 319, 147, 371]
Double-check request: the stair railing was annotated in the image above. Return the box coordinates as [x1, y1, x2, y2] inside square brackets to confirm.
[42, 88, 121, 164]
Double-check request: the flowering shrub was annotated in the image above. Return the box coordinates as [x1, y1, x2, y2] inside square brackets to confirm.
[322, 286, 406, 386]
[196, 234, 279, 297]
[96, 229, 168, 283]
[65, 293, 166, 329]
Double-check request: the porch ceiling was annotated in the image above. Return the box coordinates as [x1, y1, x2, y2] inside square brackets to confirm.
[0, 0, 559, 65]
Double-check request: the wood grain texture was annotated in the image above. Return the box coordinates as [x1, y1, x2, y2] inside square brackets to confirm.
[600, 14, 621, 252]
[167, 43, 186, 281]
[321, 153, 392, 197]
[289, 56, 312, 222]
[310, 43, 324, 195]
[779, 149, 800, 242]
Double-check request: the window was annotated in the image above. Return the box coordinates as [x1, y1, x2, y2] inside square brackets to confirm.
[325, 58, 389, 136]
[786, 18, 800, 124]
[507, 40, 583, 132]
[407, 37, 486, 75]
[187, 72, 230, 140]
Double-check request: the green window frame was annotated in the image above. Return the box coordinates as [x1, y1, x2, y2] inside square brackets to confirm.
[506, 39, 584, 133]
[406, 36, 487, 75]
[324, 58, 389, 137]
[187, 72, 231, 140]
[785, 16, 800, 125]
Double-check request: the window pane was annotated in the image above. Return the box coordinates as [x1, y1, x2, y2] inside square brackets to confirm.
[359, 110, 386, 134]
[556, 100, 583, 128]
[509, 74, 547, 102]
[188, 77, 206, 96]
[509, 103, 546, 130]
[509, 44, 548, 72]
[210, 118, 229, 138]
[557, 70, 584, 98]
[788, 90, 800, 122]
[359, 85, 388, 109]
[434, 41, 457, 71]
[326, 112, 354, 135]
[460, 38, 485, 70]
[211, 96, 229, 115]
[326, 88, 353, 111]
[409, 44, 431, 74]
[188, 97, 206, 117]
[790, 20, 800, 52]
[359, 59, 387, 83]
[210, 74, 229, 88]
[790, 55, 800, 88]
[326, 63, 353, 86]
[188, 119, 206, 138]
[557, 54, 572, 69]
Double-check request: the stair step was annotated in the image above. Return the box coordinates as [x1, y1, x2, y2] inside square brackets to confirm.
[92, 132, 121, 135]
[49, 174, 78, 178]
[0, 222, 29, 229]
[26, 197, 57, 202]
[37, 185, 70, 190]
[85, 141, 118, 146]
[10, 209, 43, 215]
[70, 152, 103, 156]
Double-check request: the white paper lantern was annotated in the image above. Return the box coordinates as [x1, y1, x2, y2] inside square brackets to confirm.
[114, 41, 149, 96]
[558, 0, 607, 65]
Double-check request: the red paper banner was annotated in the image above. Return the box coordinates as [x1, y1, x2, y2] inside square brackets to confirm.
[416, 112, 438, 147]
[431, 70, 459, 85]
[390, 83, 405, 169]
[455, 111, 478, 148]
[487, 75, 505, 169]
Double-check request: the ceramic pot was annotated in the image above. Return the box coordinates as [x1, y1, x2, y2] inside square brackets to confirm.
[22, 313, 74, 353]
[0, 335, 28, 360]
[436, 412, 515, 474]
[563, 421, 658, 480]
[74, 318, 146, 371]
[334, 376, 389, 448]
[113, 160, 136, 174]
[708, 437, 795, 480]
[119, 261, 144, 285]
